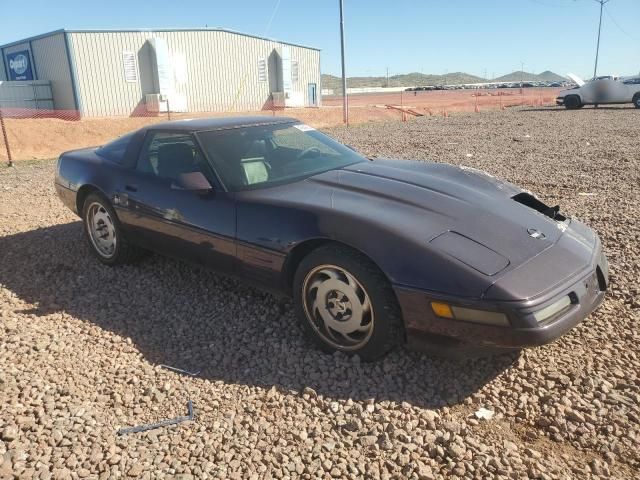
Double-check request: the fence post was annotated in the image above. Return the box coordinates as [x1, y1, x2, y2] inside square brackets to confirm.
[33, 83, 39, 110]
[166, 97, 171, 121]
[0, 107, 13, 167]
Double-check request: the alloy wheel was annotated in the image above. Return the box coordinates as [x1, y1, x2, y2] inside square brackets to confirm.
[86, 202, 117, 258]
[302, 264, 374, 350]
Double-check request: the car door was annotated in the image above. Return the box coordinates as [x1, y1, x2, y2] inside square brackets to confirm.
[623, 77, 640, 101]
[116, 130, 236, 273]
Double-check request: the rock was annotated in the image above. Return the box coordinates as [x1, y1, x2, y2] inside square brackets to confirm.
[302, 387, 317, 398]
[567, 410, 585, 423]
[77, 468, 91, 478]
[51, 429, 63, 445]
[360, 435, 378, 447]
[1, 426, 18, 442]
[447, 444, 466, 459]
[503, 440, 518, 452]
[128, 463, 144, 477]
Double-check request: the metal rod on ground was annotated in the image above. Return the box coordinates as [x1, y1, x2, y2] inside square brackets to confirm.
[339, 0, 348, 125]
[0, 108, 13, 167]
[593, 0, 610, 79]
[117, 400, 194, 436]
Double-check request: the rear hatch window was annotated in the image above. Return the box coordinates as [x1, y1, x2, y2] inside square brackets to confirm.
[96, 133, 134, 164]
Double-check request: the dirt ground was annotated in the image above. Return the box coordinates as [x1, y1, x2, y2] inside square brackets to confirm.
[324, 87, 561, 112]
[0, 107, 399, 162]
[0, 106, 638, 479]
[0, 89, 560, 163]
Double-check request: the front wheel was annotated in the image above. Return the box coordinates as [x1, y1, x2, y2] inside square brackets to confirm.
[293, 244, 402, 361]
[82, 192, 144, 266]
[633, 94, 640, 109]
[564, 95, 582, 110]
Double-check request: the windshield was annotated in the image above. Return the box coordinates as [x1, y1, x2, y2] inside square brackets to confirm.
[196, 123, 366, 191]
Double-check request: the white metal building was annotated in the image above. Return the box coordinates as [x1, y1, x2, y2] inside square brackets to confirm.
[0, 28, 321, 117]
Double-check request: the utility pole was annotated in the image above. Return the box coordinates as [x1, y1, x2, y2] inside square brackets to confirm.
[520, 61, 524, 86]
[386, 67, 389, 88]
[339, 0, 348, 124]
[593, 0, 611, 79]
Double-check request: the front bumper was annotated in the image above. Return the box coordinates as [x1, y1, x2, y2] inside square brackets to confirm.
[55, 181, 78, 214]
[395, 239, 608, 353]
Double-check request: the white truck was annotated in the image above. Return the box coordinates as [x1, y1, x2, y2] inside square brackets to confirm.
[556, 75, 640, 109]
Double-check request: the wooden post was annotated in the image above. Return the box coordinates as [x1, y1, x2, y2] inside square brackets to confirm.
[0, 107, 13, 167]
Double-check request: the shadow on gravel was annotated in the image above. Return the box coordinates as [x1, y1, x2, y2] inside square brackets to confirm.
[0, 222, 517, 409]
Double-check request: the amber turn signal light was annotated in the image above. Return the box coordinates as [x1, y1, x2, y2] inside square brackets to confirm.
[431, 302, 454, 319]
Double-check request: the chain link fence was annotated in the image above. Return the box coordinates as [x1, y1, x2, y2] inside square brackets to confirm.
[1, 88, 560, 165]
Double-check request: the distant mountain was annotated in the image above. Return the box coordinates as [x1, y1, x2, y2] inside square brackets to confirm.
[493, 70, 566, 82]
[321, 72, 486, 92]
[536, 70, 568, 82]
[321, 70, 566, 92]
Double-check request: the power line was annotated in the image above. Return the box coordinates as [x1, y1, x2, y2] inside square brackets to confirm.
[264, 0, 282, 35]
[603, 4, 636, 39]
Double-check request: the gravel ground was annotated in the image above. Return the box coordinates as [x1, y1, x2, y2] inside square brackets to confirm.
[1, 106, 638, 479]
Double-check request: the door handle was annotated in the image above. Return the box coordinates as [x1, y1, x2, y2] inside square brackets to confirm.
[125, 184, 138, 192]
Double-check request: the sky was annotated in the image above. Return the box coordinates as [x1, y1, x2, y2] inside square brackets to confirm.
[1, 0, 638, 80]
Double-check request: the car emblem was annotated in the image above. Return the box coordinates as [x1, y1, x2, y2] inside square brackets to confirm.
[527, 228, 546, 239]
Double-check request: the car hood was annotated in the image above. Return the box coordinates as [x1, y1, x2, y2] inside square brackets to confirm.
[309, 159, 569, 274]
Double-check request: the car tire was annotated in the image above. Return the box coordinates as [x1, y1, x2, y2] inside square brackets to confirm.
[293, 244, 403, 361]
[564, 95, 582, 110]
[633, 94, 640, 109]
[82, 192, 144, 266]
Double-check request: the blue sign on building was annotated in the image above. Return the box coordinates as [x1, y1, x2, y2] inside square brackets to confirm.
[7, 50, 34, 81]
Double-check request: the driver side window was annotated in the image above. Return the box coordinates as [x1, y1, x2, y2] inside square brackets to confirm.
[137, 132, 207, 182]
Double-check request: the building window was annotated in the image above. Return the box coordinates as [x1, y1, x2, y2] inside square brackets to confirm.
[258, 58, 267, 82]
[122, 52, 138, 83]
[291, 61, 299, 83]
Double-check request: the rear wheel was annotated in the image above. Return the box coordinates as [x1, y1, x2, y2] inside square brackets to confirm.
[82, 193, 144, 266]
[633, 94, 640, 109]
[564, 95, 582, 110]
[293, 244, 402, 361]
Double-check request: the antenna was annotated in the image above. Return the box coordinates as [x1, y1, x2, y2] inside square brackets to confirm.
[593, 0, 611, 79]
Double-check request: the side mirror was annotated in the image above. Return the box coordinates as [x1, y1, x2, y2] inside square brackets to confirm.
[172, 171, 213, 193]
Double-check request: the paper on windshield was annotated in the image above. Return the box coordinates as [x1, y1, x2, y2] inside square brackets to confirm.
[294, 124, 316, 132]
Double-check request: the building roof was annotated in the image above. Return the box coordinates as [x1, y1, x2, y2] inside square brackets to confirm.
[141, 116, 299, 132]
[0, 28, 320, 51]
